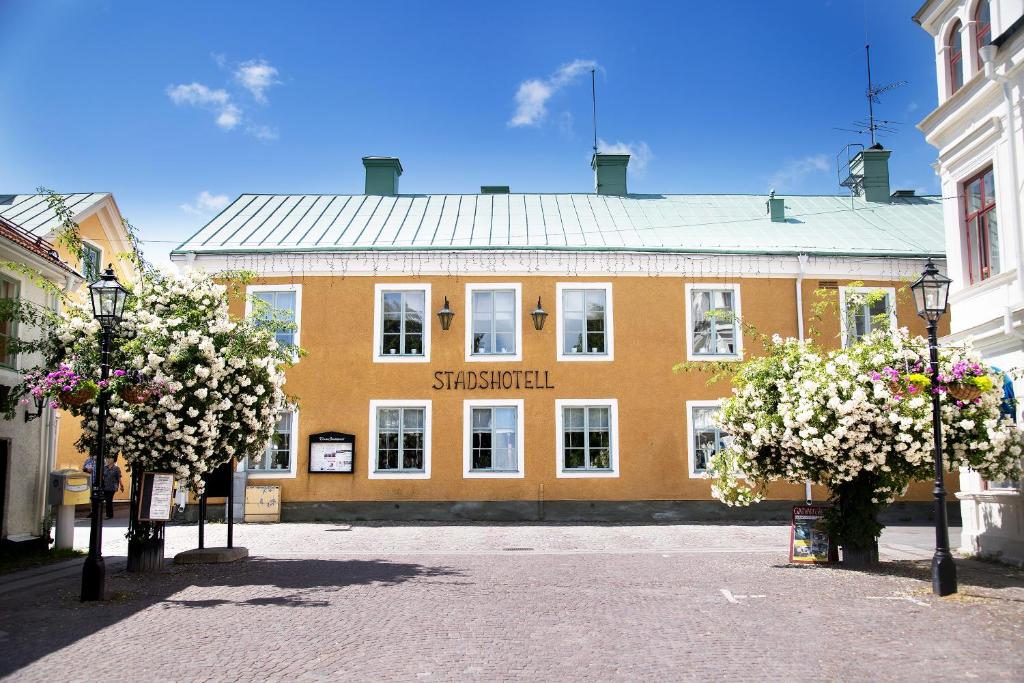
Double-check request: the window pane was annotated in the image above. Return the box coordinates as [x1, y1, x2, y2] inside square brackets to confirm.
[966, 178, 982, 214]
[564, 448, 585, 469]
[983, 169, 995, 206]
[405, 291, 425, 317]
[474, 291, 492, 314]
[403, 408, 424, 430]
[383, 314, 401, 334]
[563, 290, 584, 313]
[495, 333, 514, 354]
[986, 212, 1000, 276]
[383, 292, 402, 313]
[405, 334, 422, 354]
[692, 406, 717, 431]
[472, 408, 491, 429]
[590, 448, 610, 470]
[694, 431, 718, 472]
[586, 332, 605, 353]
[494, 407, 516, 430]
[565, 407, 585, 430]
[967, 217, 982, 281]
[494, 291, 514, 313]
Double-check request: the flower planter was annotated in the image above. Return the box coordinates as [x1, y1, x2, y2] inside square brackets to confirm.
[119, 386, 151, 405]
[127, 535, 165, 573]
[840, 542, 879, 568]
[58, 386, 96, 408]
[948, 384, 982, 402]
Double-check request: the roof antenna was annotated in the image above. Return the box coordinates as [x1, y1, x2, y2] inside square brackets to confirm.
[591, 68, 598, 155]
[836, 44, 907, 146]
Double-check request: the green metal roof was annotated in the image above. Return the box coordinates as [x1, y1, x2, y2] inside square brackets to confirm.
[173, 193, 945, 258]
[0, 193, 110, 236]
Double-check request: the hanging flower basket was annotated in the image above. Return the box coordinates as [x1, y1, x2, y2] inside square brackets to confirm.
[59, 385, 97, 408]
[948, 384, 983, 402]
[118, 386, 152, 405]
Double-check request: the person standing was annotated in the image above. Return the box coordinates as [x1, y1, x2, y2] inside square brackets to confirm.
[102, 456, 124, 519]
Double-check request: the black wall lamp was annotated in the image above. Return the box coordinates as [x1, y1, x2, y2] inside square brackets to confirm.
[531, 297, 548, 331]
[437, 297, 455, 331]
[24, 393, 45, 422]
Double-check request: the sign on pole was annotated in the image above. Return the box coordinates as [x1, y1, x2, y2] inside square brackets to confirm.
[138, 472, 175, 522]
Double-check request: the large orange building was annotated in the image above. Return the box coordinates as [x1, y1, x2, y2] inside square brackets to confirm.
[170, 151, 950, 521]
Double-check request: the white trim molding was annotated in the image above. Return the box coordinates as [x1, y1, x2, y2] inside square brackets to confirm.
[555, 282, 614, 362]
[244, 283, 303, 352]
[246, 408, 300, 480]
[555, 398, 620, 478]
[462, 398, 526, 479]
[464, 282, 523, 363]
[684, 282, 744, 361]
[837, 285, 898, 348]
[372, 283, 432, 363]
[685, 400, 723, 479]
[368, 399, 432, 480]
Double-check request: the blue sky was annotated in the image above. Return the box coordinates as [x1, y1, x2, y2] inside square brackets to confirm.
[0, 1, 939, 264]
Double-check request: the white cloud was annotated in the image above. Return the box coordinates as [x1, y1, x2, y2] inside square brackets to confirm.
[235, 59, 280, 103]
[597, 138, 653, 173]
[767, 154, 830, 192]
[509, 59, 598, 127]
[181, 191, 231, 215]
[166, 82, 241, 130]
[246, 124, 279, 141]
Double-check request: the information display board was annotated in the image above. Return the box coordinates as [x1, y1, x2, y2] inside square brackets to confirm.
[138, 472, 175, 522]
[309, 432, 355, 473]
[789, 505, 837, 564]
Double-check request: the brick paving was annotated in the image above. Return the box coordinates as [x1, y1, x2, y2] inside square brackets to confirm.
[1, 524, 1021, 681]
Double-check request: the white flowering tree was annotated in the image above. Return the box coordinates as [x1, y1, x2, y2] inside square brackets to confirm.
[16, 269, 294, 561]
[706, 329, 1022, 562]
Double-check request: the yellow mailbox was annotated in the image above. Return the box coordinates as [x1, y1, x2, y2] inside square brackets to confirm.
[49, 469, 92, 506]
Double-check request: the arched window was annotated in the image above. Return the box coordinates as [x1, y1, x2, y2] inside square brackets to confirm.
[949, 21, 964, 94]
[975, 0, 992, 68]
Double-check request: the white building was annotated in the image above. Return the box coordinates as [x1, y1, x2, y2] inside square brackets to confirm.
[916, 0, 1024, 564]
[0, 216, 82, 548]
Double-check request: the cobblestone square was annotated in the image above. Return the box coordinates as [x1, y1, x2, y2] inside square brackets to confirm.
[1, 523, 1022, 681]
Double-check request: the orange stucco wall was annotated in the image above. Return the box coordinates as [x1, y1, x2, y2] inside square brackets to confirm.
[54, 212, 135, 498]
[233, 273, 954, 504]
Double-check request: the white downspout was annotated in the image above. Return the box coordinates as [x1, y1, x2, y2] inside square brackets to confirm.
[797, 254, 812, 503]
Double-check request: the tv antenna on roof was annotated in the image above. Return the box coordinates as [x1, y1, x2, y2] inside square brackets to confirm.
[833, 44, 907, 146]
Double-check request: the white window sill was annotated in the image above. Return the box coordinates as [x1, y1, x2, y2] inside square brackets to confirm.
[464, 470, 525, 479]
[246, 470, 296, 480]
[949, 269, 1018, 304]
[373, 354, 429, 364]
[557, 469, 619, 479]
[368, 471, 430, 480]
[466, 352, 521, 363]
[557, 352, 613, 362]
[687, 353, 742, 362]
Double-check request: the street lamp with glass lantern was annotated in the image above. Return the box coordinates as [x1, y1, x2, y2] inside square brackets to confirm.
[81, 265, 129, 602]
[910, 258, 957, 596]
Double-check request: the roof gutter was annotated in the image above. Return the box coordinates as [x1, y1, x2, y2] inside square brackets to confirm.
[170, 245, 946, 260]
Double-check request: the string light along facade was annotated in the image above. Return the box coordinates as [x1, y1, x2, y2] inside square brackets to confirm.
[171, 153, 952, 521]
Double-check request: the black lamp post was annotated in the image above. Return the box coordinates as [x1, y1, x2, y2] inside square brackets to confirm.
[81, 265, 129, 602]
[437, 297, 454, 331]
[531, 297, 548, 331]
[910, 258, 957, 597]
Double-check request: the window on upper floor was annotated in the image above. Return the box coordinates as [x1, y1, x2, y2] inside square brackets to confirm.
[556, 283, 613, 361]
[975, 0, 992, 68]
[949, 20, 964, 94]
[466, 284, 521, 361]
[0, 276, 19, 369]
[685, 283, 742, 360]
[248, 285, 301, 349]
[374, 284, 430, 362]
[82, 242, 102, 282]
[839, 287, 897, 347]
[964, 167, 998, 284]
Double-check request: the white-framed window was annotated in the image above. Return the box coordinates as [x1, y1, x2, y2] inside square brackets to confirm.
[368, 399, 431, 479]
[245, 284, 302, 349]
[555, 399, 619, 478]
[373, 284, 431, 363]
[685, 283, 742, 360]
[462, 398, 525, 478]
[247, 410, 299, 479]
[686, 400, 725, 478]
[81, 241, 102, 282]
[0, 274, 19, 369]
[838, 286, 897, 347]
[556, 282, 614, 361]
[465, 283, 522, 362]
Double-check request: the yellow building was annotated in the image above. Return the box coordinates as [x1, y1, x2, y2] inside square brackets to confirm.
[0, 192, 138, 500]
[170, 151, 952, 521]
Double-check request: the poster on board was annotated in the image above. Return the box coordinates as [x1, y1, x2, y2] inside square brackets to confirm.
[309, 432, 355, 473]
[789, 505, 837, 564]
[138, 472, 175, 522]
